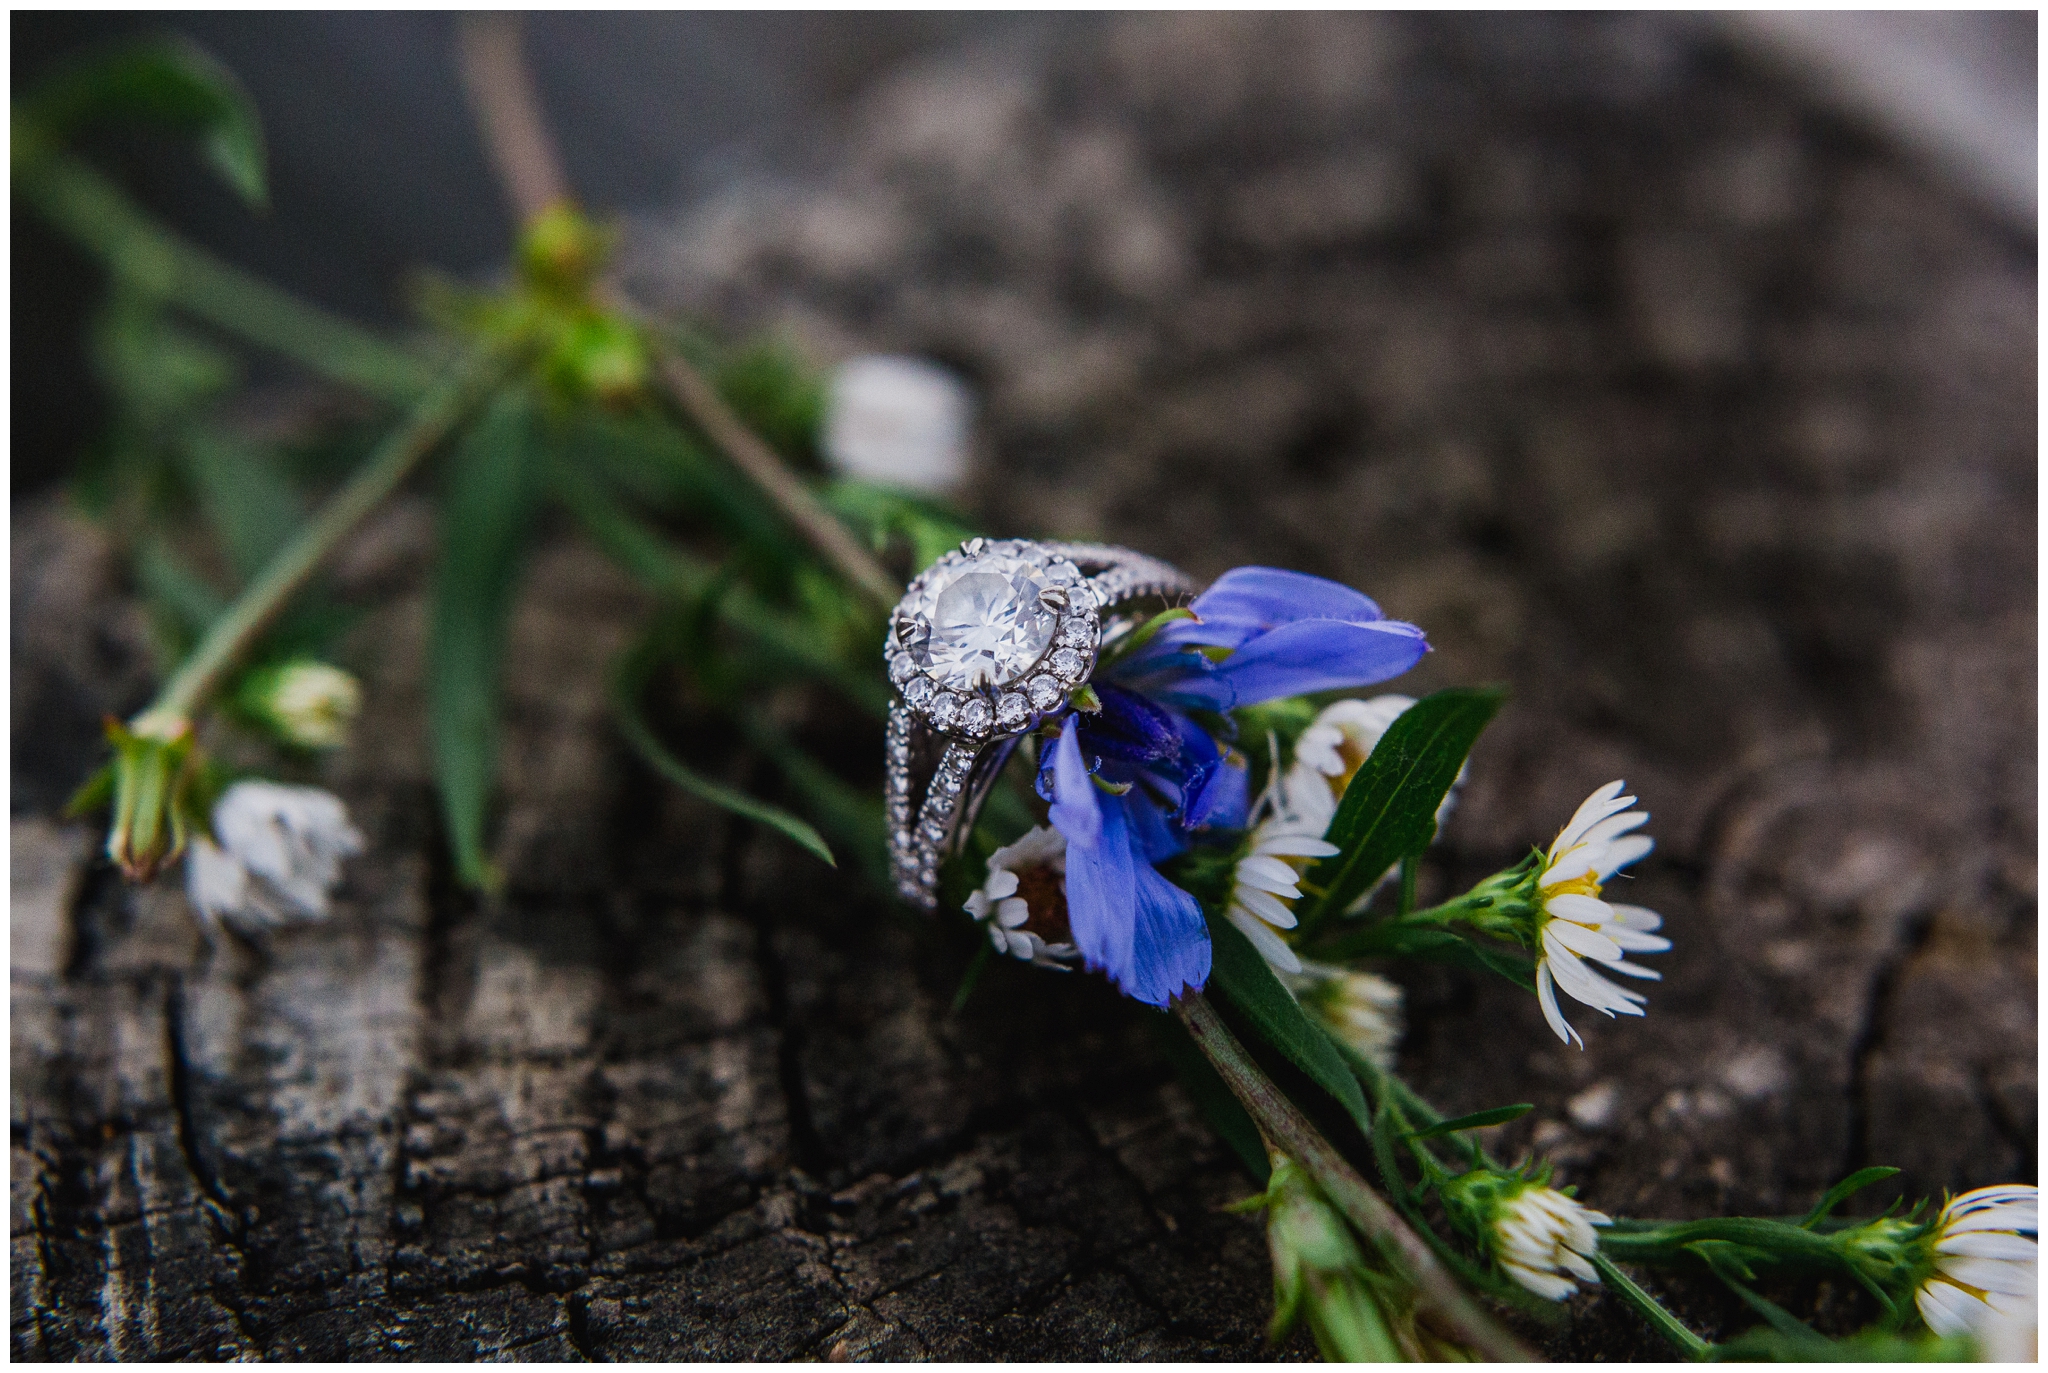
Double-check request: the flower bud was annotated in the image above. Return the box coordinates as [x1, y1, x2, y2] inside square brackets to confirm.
[516, 202, 609, 299]
[1441, 1166, 1609, 1301]
[1254, 1153, 1408, 1362]
[101, 716, 202, 881]
[544, 313, 648, 405]
[237, 659, 362, 750]
[1285, 962, 1404, 1070]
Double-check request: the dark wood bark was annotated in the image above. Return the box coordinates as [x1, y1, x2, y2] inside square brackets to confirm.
[13, 13, 2033, 1361]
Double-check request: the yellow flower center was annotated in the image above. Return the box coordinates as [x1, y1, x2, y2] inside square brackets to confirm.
[1542, 870, 1604, 903]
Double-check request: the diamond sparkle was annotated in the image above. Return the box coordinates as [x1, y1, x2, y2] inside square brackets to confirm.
[904, 551, 1059, 691]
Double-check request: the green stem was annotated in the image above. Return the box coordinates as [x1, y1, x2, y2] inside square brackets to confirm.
[1590, 1252, 1711, 1359]
[16, 144, 424, 401]
[1174, 993, 1531, 1362]
[130, 353, 510, 733]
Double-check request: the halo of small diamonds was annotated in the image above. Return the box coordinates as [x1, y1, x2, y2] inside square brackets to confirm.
[887, 538, 1101, 739]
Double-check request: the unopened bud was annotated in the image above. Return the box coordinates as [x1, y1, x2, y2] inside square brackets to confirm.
[545, 313, 648, 405]
[1253, 1153, 1407, 1362]
[238, 659, 361, 750]
[516, 201, 610, 299]
[101, 717, 201, 881]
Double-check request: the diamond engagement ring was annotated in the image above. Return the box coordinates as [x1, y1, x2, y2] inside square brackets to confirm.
[885, 539, 1195, 909]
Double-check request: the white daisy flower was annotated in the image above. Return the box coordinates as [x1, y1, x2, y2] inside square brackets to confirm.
[1914, 1184, 2038, 1342]
[963, 825, 1079, 969]
[185, 781, 364, 932]
[1224, 811, 1338, 975]
[1491, 1183, 1612, 1302]
[1531, 780, 1670, 1048]
[1284, 962, 1404, 1070]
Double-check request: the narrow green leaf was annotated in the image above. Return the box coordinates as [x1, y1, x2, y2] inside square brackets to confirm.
[1296, 686, 1505, 932]
[1588, 1253, 1712, 1360]
[1151, 1015, 1271, 1185]
[1205, 913, 1372, 1135]
[610, 689, 835, 869]
[429, 391, 545, 888]
[1799, 1167, 1902, 1229]
[25, 37, 269, 207]
[1404, 1103, 1534, 1140]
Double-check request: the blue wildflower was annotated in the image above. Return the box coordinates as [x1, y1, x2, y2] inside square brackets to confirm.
[1038, 567, 1427, 1007]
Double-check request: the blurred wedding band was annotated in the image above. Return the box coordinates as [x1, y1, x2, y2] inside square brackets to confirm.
[822, 355, 973, 494]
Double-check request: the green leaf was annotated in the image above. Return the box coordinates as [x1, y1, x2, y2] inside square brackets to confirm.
[610, 687, 834, 869]
[1295, 686, 1505, 932]
[1205, 913, 1372, 1135]
[1799, 1168, 1902, 1229]
[1404, 1103, 1533, 1140]
[24, 37, 269, 207]
[1151, 1015, 1271, 1185]
[429, 391, 545, 888]
[950, 942, 996, 1015]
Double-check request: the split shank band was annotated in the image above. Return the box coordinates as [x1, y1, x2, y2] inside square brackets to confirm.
[885, 540, 1195, 910]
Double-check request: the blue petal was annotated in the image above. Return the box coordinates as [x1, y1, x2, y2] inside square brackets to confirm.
[1049, 716, 1134, 985]
[1124, 788, 1188, 863]
[1078, 684, 1185, 768]
[1047, 714, 1101, 848]
[1155, 567, 1385, 650]
[1151, 618, 1429, 710]
[1184, 749, 1249, 830]
[1049, 718, 1210, 1007]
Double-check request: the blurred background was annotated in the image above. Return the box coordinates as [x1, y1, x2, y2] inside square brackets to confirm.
[10, 13, 2037, 1360]
[11, 12, 2035, 495]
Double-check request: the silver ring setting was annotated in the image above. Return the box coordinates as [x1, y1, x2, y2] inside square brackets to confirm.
[885, 538, 1195, 908]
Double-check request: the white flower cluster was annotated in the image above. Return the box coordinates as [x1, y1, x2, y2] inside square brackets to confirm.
[962, 825, 1080, 968]
[186, 781, 364, 934]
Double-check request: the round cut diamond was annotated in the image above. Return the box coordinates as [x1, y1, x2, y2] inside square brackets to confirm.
[1026, 676, 1063, 710]
[1058, 619, 1093, 648]
[905, 551, 1059, 690]
[930, 693, 964, 729]
[995, 693, 1030, 729]
[903, 676, 936, 708]
[958, 698, 992, 734]
[1050, 648, 1086, 681]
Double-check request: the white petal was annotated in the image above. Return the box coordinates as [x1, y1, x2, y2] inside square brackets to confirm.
[1936, 1233, 2039, 1261]
[1255, 834, 1340, 859]
[1600, 957, 1663, 980]
[1948, 1207, 2040, 1235]
[1535, 963, 1582, 1048]
[1545, 919, 1624, 964]
[1607, 926, 1673, 953]
[1505, 1263, 1577, 1302]
[1545, 945, 1646, 1015]
[1550, 782, 1631, 858]
[1233, 886, 1299, 928]
[1236, 855, 1305, 896]
[984, 869, 1020, 900]
[1938, 1256, 2039, 1297]
[997, 897, 1030, 929]
[1231, 912, 1302, 974]
[1608, 903, 1664, 932]
[1918, 1281, 1979, 1337]
[1558, 1250, 1600, 1283]
[1596, 834, 1654, 878]
[1544, 893, 1615, 928]
[1578, 809, 1649, 851]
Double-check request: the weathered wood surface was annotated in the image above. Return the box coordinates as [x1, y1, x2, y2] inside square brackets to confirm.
[13, 13, 2034, 1361]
